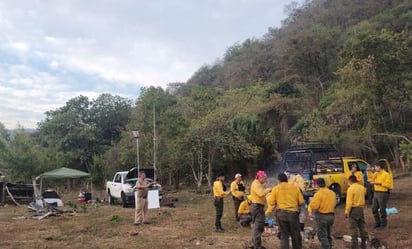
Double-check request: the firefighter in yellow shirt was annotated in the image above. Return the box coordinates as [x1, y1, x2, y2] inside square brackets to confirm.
[230, 173, 246, 221]
[308, 178, 336, 249]
[286, 169, 306, 231]
[213, 172, 230, 232]
[267, 173, 304, 249]
[371, 164, 392, 230]
[345, 175, 367, 249]
[250, 170, 271, 249]
[365, 165, 375, 205]
[238, 195, 252, 227]
[347, 163, 364, 186]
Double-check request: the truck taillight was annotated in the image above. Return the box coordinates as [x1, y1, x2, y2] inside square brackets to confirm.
[312, 179, 318, 188]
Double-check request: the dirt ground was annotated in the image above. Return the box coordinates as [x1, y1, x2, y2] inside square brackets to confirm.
[0, 172, 411, 249]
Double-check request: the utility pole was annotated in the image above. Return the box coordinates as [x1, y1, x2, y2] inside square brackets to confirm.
[132, 130, 140, 175]
[153, 103, 157, 182]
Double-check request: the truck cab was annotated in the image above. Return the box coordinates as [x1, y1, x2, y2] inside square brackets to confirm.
[106, 171, 135, 207]
[125, 167, 162, 202]
[281, 143, 393, 205]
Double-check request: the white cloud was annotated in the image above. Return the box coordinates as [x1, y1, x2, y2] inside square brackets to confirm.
[11, 41, 29, 52]
[50, 60, 59, 69]
[0, 0, 302, 129]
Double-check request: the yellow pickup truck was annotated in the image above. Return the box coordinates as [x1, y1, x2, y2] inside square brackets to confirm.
[281, 144, 393, 205]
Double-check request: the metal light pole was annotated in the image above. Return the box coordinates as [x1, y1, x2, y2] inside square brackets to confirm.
[153, 103, 157, 182]
[132, 130, 140, 176]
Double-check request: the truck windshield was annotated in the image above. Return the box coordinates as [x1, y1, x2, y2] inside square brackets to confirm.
[282, 144, 342, 179]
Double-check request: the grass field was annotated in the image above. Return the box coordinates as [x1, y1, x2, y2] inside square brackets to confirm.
[0, 172, 411, 249]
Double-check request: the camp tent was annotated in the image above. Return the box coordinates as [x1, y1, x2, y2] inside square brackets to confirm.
[36, 167, 92, 194]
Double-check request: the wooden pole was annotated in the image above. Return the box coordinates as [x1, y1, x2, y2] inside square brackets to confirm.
[5, 185, 22, 207]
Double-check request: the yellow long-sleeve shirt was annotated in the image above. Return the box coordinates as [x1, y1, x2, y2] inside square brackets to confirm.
[345, 182, 366, 214]
[372, 170, 392, 191]
[289, 174, 305, 192]
[213, 180, 230, 198]
[346, 171, 364, 186]
[238, 200, 251, 214]
[366, 170, 374, 183]
[230, 180, 245, 199]
[250, 179, 271, 205]
[308, 187, 336, 214]
[267, 182, 304, 212]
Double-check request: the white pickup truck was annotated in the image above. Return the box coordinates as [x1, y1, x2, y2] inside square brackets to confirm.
[106, 168, 162, 208]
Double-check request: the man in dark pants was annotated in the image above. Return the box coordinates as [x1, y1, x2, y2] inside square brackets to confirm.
[250, 170, 271, 249]
[230, 173, 246, 221]
[213, 172, 230, 232]
[267, 173, 304, 249]
[308, 178, 336, 249]
[371, 164, 391, 229]
[345, 175, 367, 249]
[364, 165, 375, 205]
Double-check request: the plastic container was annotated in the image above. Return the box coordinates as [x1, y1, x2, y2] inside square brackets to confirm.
[343, 235, 361, 243]
[77, 192, 85, 204]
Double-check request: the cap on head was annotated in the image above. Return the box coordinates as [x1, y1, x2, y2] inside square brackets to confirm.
[317, 178, 326, 187]
[277, 173, 288, 182]
[256, 170, 267, 179]
[284, 169, 291, 177]
[235, 173, 242, 178]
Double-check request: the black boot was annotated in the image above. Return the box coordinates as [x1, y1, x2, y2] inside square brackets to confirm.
[373, 216, 381, 229]
[215, 226, 224, 232]
[360, 239, 366, 249]
[381, 219, 387, 229]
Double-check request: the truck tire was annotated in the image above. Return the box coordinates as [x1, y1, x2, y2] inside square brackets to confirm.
[330, 184, 342, 205]
[121, 192, 128, 208]
[108, 190, 114, 205]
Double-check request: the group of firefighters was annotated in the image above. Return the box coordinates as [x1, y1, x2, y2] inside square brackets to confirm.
[213, 163, 393, 249]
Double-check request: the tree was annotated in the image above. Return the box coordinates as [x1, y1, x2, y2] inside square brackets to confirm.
[0, 123, 11, 174]
[4, 129, 67, 181]
[38, 94, 133, 178]
[89, 93, 132, 147]
[283, 24, 340, 105]
[179, 83, 284, 190]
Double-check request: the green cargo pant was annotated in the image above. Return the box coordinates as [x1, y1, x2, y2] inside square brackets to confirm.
[316, 213, 334, 249]
[349, 207, 367, 249]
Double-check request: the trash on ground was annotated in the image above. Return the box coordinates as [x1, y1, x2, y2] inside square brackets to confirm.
[386, 207, 398, 215]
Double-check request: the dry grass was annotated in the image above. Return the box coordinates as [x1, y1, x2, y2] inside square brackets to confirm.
[0, 173, 411, 249]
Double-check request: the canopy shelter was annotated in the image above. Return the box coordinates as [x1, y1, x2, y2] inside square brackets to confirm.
[36, 167, 92, 195]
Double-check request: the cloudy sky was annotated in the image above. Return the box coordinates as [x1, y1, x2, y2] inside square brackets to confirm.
[0, 0, 301, 129]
